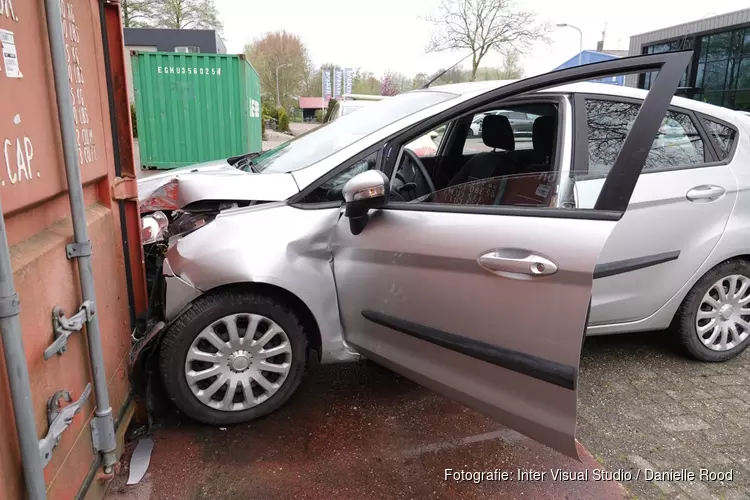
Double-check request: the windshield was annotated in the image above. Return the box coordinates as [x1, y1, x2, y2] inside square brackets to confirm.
[242, 90, 455, 174]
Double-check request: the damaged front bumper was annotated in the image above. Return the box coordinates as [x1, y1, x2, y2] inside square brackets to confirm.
[162, 257, 202, 321]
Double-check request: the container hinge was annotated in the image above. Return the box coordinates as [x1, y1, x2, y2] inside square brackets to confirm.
[0, 292, 20, 318]
[44, 301, 95, 360]
[66, 240, 92, 259]
[91, 408, 116, 456]
[39, 384, 91, 467]
[112, 176, 138, 201]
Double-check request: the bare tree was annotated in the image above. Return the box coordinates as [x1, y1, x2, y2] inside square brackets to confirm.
[121, 0, 153, 27]
[425, 0, 548, 80]
[152, 0, 223, 31]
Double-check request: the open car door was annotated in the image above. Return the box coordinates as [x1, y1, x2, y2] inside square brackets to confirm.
[330, 52, 693, 459]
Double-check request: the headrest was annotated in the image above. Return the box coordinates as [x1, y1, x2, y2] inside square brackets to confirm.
[482, 114, 515, 151]
[533, 116, 555, 154]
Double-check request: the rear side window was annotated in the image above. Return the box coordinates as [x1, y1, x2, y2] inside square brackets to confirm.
[703, 119, 737, 160]
[584, 99, 706, 178]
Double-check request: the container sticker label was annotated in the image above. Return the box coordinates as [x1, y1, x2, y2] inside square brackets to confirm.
[250, 99, 260, 117]
[0, 29, 21, 78]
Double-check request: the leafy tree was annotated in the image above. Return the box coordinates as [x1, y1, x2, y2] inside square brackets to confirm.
[412, 72, 430, 89]
[428, 66, 471, 86]
[380, 71, 399, 96]
[388, 71, 412, 93]
[277, 107, 290, 132]
[245, 31, 312, 109]
[150, 0, 222, 30]
[121, 0, 153, 27]
[352, 70, 381, 95]
[424, 0, 548, 80]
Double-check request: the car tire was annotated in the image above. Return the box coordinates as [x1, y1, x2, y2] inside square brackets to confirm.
[159, 289, 308, 425]
[674, 259, 750, 362]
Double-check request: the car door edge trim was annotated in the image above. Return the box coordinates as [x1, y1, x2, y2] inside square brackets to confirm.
[361, 310, 576, 390]
[593, 250, 680, 279]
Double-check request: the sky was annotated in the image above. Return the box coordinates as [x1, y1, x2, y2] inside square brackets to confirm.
[214, 0, 749, 81]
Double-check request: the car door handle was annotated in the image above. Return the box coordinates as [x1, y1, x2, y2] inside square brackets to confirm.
[478, 251, 558, 276]
[686, 185, 725, 202]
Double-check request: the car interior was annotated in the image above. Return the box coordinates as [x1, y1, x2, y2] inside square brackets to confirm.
[391, 101, 560, 207]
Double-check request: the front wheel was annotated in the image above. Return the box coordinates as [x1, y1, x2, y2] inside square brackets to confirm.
[159, 289, 308, 425]
[675, 259, 750, 362]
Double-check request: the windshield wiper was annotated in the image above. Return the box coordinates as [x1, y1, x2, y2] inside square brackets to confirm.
[228, 151, 263, 173]
[227, 151, 262, 166]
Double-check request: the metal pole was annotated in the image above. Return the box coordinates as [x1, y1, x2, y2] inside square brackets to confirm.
[276, 63, 291, 109]
[276, 65, 281, 109]
[557, 23, 584, 66]
[43, 0, 117, 472]
[0, 212, 46, 500]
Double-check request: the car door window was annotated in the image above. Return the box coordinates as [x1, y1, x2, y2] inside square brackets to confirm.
[703, 118, 737, 160]
[405, 125, 446, 158]
[462, 108, 539, 155]
[584, 99, 706, 179]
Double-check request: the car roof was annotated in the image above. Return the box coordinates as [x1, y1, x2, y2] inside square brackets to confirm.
[428, 79, 743, 125]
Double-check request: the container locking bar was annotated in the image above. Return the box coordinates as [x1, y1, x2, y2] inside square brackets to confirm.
[66, 240, 92, 259]
[44, 301, 95, 359]
[39, 384, 91, 467]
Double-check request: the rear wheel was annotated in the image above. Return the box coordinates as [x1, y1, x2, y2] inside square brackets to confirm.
[159, 289, 307, 425]
[675, 259, 750, 362]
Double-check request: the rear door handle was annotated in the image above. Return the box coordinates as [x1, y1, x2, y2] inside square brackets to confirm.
[478, 251, 558, 276]
[686, 185, 725, 202]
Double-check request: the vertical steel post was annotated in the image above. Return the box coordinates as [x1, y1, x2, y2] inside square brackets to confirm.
[0, 204, 47, 499]
[43, 0, 117, 471]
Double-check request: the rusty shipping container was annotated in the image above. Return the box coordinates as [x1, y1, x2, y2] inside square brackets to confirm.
[0, 0, 146, 499]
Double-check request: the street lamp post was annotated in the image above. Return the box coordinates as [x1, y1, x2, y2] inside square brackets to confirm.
[557, 23, 583, 67]
[276, 63, 292, 109]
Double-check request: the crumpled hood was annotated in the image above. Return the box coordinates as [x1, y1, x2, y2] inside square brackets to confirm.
[137, 159, 299, 212]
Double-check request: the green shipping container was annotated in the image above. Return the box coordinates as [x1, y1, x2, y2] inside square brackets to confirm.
[132, 52, 262, 170]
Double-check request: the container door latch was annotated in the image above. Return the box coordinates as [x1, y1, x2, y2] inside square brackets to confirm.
[44, 301, 95, 359]
[39, 384, 92, 467]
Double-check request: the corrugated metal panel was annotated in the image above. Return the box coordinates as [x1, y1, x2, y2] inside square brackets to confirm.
[624, 8, 750, 87]
[245, 61, 262, 153]
[132, 52, 262, 170]
[0, 0, 143, 498]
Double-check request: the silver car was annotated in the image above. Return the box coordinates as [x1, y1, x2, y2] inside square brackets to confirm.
[138, 52, 750, 458]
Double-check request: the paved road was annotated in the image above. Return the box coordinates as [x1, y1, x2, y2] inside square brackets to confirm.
[108, 331, 750, 500]
[107, 360, 625, 500]
[578, 332, 750, 500]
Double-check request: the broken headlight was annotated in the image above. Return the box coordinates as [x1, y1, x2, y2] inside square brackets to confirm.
[168, 211, 218, 239]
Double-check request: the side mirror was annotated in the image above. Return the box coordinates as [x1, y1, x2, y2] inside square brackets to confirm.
[429, 131, 438, 139]
[342, 170, 389, 235]
[141, 211, 169, 245]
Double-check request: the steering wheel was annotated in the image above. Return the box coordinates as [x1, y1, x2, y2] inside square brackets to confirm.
[392, 148, 436, 202]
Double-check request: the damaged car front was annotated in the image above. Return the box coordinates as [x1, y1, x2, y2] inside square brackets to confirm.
[131, 89, 461, 421]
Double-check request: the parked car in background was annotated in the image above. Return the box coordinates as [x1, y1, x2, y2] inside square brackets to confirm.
[325, 94, 387, 122]
[136, 52, 750, 461]
[469, 109, 535, 138]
